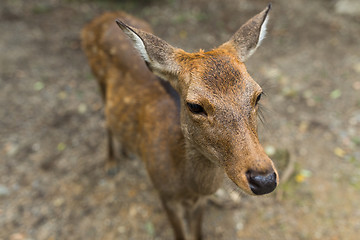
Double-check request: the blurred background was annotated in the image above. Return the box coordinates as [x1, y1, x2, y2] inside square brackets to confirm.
[1, 0, 360, 239]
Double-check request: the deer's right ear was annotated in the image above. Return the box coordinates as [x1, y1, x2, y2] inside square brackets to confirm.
[116, 20, 181, 87]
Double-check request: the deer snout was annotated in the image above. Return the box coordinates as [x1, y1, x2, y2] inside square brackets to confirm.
[246, 169, 277, 195]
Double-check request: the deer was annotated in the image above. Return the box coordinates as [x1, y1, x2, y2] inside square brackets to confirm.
[81, 4, 278, 240]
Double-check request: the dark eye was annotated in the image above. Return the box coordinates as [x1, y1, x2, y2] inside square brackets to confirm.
[255, 93, 263, 106]
[186, 102, 207, 116]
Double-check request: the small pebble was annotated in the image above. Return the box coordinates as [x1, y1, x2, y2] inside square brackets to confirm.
[353, 81, 360, 90]
[10, 233, 24, 240]
[4, 142, 18, 157]
[265, 145, 276, 156]
[78, 103, 87, 114]
[330, 89, 342, 99]
[34, 81, 44, 91]
[0, 185, 10, 197]
[53, 197, 65, 207]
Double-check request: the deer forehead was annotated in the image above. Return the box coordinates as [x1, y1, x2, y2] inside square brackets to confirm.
[182, 52, 262, 105]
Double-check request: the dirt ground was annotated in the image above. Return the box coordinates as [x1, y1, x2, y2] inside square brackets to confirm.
[1, 0, 360, 239]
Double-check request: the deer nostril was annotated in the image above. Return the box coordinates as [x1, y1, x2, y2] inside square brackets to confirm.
[246, 170, 277, 195]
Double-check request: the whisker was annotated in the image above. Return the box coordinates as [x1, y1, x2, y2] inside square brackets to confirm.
[258, 103, 266, 125]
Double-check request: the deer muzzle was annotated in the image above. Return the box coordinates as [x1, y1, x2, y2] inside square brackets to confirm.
[224, 155, 278, 195]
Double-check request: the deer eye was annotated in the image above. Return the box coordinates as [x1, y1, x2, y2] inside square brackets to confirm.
[186, 102, 207, 116]
[255, 92, 263, 106]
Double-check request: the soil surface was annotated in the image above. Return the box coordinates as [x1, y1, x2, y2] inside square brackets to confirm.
[1, 0, 360, 239]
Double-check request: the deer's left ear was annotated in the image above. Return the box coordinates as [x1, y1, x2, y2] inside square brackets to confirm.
[221, 4, 271, 62]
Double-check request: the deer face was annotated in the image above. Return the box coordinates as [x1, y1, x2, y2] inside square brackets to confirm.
[176, 50, 277, 195]
[117, 4, 278, 195]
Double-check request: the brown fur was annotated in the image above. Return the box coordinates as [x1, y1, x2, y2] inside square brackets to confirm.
[82, 6, 278, 240]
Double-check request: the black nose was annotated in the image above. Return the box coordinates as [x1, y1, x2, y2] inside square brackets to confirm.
[246, 170, 277, 195]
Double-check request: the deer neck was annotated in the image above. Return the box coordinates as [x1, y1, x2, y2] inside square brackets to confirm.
[184, 142, 224, 195]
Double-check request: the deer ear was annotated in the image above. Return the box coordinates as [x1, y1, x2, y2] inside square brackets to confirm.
[222, 4, 271, 62]
[116, 20, 180, 85]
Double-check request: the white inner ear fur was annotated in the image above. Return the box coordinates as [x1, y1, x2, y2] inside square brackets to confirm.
[123, 27, 150, 63]
[257, 14, 269, 48]
[245, 14, 269, 61]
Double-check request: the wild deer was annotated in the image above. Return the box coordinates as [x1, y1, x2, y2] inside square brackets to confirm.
[82, 4, 278, 240]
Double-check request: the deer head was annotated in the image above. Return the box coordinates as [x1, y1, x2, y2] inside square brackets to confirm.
[116, 4, 278, 195]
